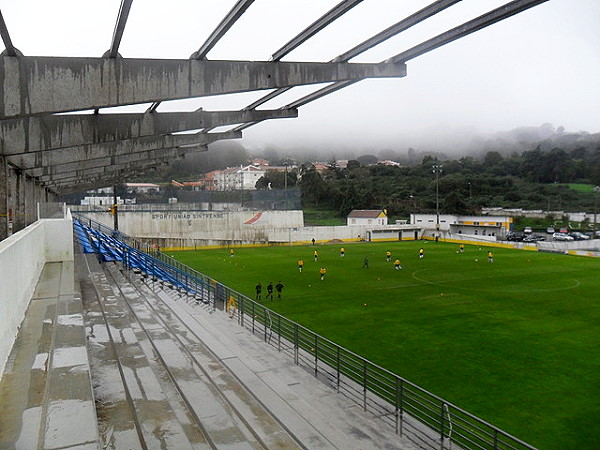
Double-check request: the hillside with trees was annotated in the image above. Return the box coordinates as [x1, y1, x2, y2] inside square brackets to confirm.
[297, 132, 600, 219]
[110, 125, 600, 219]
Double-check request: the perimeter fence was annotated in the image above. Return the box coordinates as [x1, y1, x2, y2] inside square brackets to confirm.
[72, 212, 537, 450]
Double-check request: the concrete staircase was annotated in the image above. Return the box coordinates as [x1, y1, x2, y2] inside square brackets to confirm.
[1, 254, 415, 449]
[0, 261, 100, 449]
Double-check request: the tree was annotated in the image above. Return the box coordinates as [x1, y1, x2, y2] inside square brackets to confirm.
[299, 165, 328, 208]
[443, 191, 469, 214]
[347, 159, 361, 170]
[483, 151, 504, 167]
[357, 154, 378, 166]
[255, 175, 270, 190]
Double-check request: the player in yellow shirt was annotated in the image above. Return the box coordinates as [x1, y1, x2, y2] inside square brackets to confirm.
[319, 266, 326, 280]
[386, 250, 391, 262]
[394, 259, 402, 270]
[226, 296, 237, 318]
[340, 247, 345, 258]
[419, 248, 424, 259]
[459, 243, 465, 253]
[313, 250, 318, 262]
[297, 259, 304, 272]
[488, 251, 494, 263]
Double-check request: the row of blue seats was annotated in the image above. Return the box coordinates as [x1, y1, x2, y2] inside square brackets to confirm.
[74, 220, 124, 262]
[73, 219, 209, 300]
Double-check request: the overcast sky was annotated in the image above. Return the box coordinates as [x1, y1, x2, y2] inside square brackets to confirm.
[2, 0, 599, 153]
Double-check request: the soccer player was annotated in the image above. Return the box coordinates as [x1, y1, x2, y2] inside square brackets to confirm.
[319, 267, 326, 280]
[488, 251, 494, 263]
[230, 248, 234, 257]
[267, 282, 274, 300]
[386, 250, 391, 262]
[275, 281, 284, 299]
[459, 243, 465, 253]
[255, 282, 262, 300]
[298, 259, 304, 272]
[419, 248, 424, 259]
[362, 256, 369, 268]
[226, 296, 237, 318]
[394, 259, 402, 270]
[340, 247, 345, 257]
[314, 250, 318, 262]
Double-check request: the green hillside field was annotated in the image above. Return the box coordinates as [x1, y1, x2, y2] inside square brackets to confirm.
[170, 241, 600, 450]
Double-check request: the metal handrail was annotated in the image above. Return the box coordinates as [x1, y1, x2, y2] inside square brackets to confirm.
[72, 212, 537, 450]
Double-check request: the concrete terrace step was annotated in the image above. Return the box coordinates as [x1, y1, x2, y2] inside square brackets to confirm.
[3, 255, 417, 449]
[0, 261, 100, 450]
[79, 255, 219, 449]
[129, 267, 418, 450]
[109, 265, 310, 450]
[80, 254, 305, 449]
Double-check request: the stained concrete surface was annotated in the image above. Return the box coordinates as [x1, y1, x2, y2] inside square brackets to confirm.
[1, 257, 418, 449]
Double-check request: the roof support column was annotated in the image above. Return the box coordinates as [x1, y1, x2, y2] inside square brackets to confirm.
[1, 160, 17, 239]
[22, 174, 38, 227]
[6, 165, 18, 235]
[0, 155, 7, 240]
[14, 167, 26, 233]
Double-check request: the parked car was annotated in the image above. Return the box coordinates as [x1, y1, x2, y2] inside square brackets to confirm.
[553, 232, 574, 241]
[546, 227, 555, 234]
[570, 231, 590, 240]
[524, 227, 533, 234]
[506, 231, 526, 241]
[524, 235, 545, 242]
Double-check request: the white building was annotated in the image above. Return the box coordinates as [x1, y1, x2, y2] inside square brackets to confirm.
[410, 214, 513, 239]
[124, 183, 160, 194]
[80, 196, 122, 207]
[214, 165, 266, 191]
[347, 210, 388, 226]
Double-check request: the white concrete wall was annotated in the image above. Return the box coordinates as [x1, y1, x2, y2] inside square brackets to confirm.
[81, 210, 304, 240]
[267, 225, 419, 244]
[74, 209, 422, 247]
[0, 215, 73, 377]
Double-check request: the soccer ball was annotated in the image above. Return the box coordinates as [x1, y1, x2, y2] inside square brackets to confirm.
[474, 259, 478, 262]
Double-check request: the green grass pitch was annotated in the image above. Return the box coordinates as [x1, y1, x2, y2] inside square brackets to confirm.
[171, 241, 600, 450]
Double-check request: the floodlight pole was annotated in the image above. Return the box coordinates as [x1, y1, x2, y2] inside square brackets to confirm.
[113, 185, 119, 231]
[594, 186, 600, 237]
[433, 164, 443, 239]
[284, 161, 288, 210]
[467, 181, 472, 204]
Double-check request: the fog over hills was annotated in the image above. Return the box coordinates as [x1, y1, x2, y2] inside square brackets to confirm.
[235, 123, 600, 166]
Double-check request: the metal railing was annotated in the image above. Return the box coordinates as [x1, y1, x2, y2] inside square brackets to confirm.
[72, 212, 537, 450]
[226, 296, 536, 450]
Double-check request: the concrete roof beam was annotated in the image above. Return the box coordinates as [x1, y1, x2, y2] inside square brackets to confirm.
[41, 154, 185, 188]
[9, 130, 241, 170]
[0, 109, 295, 155]
[28, 145, 207, 178]
[0, 57, 406, 119]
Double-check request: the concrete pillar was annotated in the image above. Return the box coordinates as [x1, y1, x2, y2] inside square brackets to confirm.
[34, 181, 43, 220]
[24, 175, 36, 226]
[4, 163, 17, 238]
[14, 168, 26, 233]
[0, 156, 7, 240]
